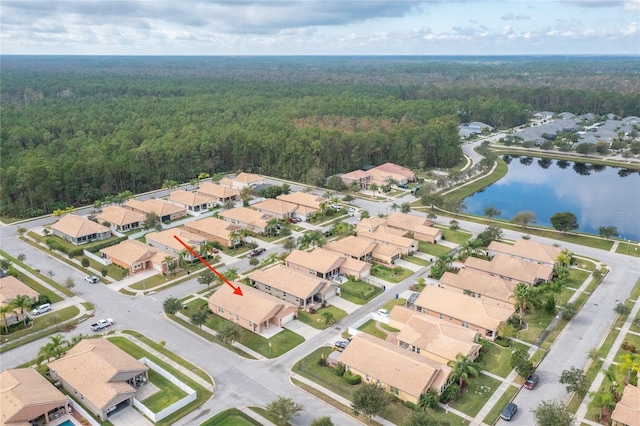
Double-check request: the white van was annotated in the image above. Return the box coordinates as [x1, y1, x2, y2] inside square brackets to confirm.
[31, 303, 52, 316]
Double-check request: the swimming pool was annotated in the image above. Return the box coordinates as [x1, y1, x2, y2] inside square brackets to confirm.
[58, 420, 75, 426]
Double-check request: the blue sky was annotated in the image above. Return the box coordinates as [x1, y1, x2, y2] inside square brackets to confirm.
[1, 1, 638, 55]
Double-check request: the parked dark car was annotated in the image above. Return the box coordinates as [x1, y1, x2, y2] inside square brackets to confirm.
[248, 248, 265, 258]
[335, 340, 349, 351]
[524, 374, 539, 390]
[500, 403, 517, 421]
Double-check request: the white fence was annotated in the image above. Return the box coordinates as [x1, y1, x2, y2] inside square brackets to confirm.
[133, 357, 197, 423]
[347, 313, 373, 336]
[66, 397, 101, 426]
[82, 249, 111, 266]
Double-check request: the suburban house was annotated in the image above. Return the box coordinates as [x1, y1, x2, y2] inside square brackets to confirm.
[340, 169, 372, 190]
[145, 228, 207, 261]
[184, 217, 240, 248]
[458, 121, 494, 138]
[0, 368, 69, 426]
[356, 217, 387, 234]
[97, 205, 145, 233]
[208, 283, 298, 334]
[611, 382, 640, 426]
[124, 199, 187, 223]
[438, 269, 516, 308]
[487, 239, 562, 267]
[367, 167, 409, 187]
[386, 212, 442, 244]
[412, 285, 514, 341]
[341, 162, 415, 190]
[464, 254, 554, 286]
[0, 276, 39, 326]
[217, 207, 270, 234]
[285, 249, 371, 280]
[325, 236, 377, 262]
[358, 226, 418, 257]
[197, 182, 240, 204]
[389, 306, 482, 364]
[101, 239, 174, 274]
[374, 162, 416, 182]
[168, 190, 214, 213]
[251, 199, 297, 220]
[47, 339, 149, 421]
[338, 333, 452, 405]
[219, 172, 265, 190]
[51, 214, 112, 245]
[276, 192, 326, 220]
[249, 264, 337, 308]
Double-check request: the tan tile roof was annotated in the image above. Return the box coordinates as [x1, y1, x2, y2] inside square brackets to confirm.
[464, 254, 554, 284]
[415, 286, 514, 331]
[325, 236, 377, 259]
[0, 276, 39, 306]
[47, 339, 148, 410]
[145, 228, 206, 252]
[168, 190, 213, 207]
[374, 163, 416, 180]
[392, 307, 481, 362]
[97, 206, 145, 228]
[285, 249, 344, 274]
[208, 282, 297, 324]
[371, 243, 403, 260]
[368, 168, 407, 184]
[252, 199, 297, 216]
[1, 368, 67, 425]
[185, 216, 239, 239]
[124, 198, 185, 217]
[439, 269, 516, 306]
[342, 170, 371, 180]
[339, 257, 371, 275]
[277, 192, 325, 210]
[338, 333, 451, 397]
[249, 264, 327, 299]
[101, 239, 172, 267]
[235, 172, 264, 184]
[359, 226, 416, 249]
[52, 214, 110, 238]
[198, 182, 240, 199]
[611, 384, 640, 426]
[387, 212, 433, 229]
[219, 177, 234, 187]
[218, 207, 270, 229]
[488, 239, 562, 265]
[356, 217, 386, 233]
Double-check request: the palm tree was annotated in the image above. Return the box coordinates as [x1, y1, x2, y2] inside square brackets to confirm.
[617, 353, 640, 384]
[223, 267, 240, 282]
[390, 203, 399, 212]
[177, 249, 189, 270]
[0, 304, 14, 334]
[511, 282, 535, 325]
[11, 294, 33, 326]
[37, 342, 56, 366]
[369, 183, 379, 196]
[48, 334, 70, 359]
[447, 353, 482, 389]
[200, 241, 215, 258]
[218, 322, 242, 344]
[163, 256, 176, 276]
[228, 229, 241, 249]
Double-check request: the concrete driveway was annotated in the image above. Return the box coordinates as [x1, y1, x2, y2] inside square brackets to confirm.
[108, 406, 153, 426]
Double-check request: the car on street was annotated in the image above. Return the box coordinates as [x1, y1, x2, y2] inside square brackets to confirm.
[500, 402, 517, 421]
[31, 303, 52, 316]
[524, 374, 539, 390]
[84, 275, 99, 284]
[91, 318, 114, 331]
[348, 207, 356, 213]
[248, 248, 265, 258]
[335, 340, 349, 351]
[377, 309, 389, 317]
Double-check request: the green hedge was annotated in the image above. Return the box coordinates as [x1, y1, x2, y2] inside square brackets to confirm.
[343, 371, 362, 385]
[200, 408, 261, 425]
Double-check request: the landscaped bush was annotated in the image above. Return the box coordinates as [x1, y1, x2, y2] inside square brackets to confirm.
[81, 257, 90, 267]
[439, 383, 460, 403]
[334, 363, 346, 377]
[343, 371, 361, 385]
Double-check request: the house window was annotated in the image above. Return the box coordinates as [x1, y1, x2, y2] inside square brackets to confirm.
[462, 322, 469, 328]
[366, 374, 370, 381]
[236, 315, 239, 320]
[449, 316, 454, 321]
[399, 341, 409, 349]
[439, 313, 443, 319]
[217, 307, 224, 313]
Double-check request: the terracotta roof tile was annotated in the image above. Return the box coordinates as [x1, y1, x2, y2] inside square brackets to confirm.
[611, 384, 640, 426]
[198, 182, 240, 199]
[249, 264, 328, 299]
[439, 269, 516, 306]
[168, 190, 213, 207]
[97, 206, 145, 227]
[124, 199, 186, 217]
[1, 368, 67, 425]
[0, 276, 39, 306]
[208, 283, 297, 324]
[488, 239, 562, 265]
[52, 214, 110, 239]
[464, 254, 554, 284]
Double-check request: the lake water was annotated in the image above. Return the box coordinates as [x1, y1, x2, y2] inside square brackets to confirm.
[464, 156, 640, 242]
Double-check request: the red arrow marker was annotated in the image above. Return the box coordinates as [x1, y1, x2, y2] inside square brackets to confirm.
[174, 235, 243, 296]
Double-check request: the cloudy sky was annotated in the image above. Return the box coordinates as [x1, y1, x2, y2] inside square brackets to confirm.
[1, 0, 638, 55]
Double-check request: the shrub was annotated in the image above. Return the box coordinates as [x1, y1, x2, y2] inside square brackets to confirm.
[404, 401, 417, 410]
[439, 384, 460, 403]
[343, 371, 361, 385]
[334, 363, 346, 377]
[317, 357, 328, 367]
[81, 258, 90, 267]
[101, 268, 107, 277]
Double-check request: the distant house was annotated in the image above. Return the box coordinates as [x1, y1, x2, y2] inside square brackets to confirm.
[217, 207, 270, 234]
[338, 333, 452, 404]
[487, 239, 562, 267]
[97, 205, 145, 233]
[52, 214, 111, 245]
[124, 199, 187, 223]
[356, 217, 387, 234]
[183, 216, 240, 248]
[168, 190, 214, 213]
[208, 283, 297, 335]
[459, 121, 494, 138]
[219, 173, 265, 190]
[101, 239, 174, 274]
[48, 339, 149, 421]
[533, 111, 555, 120]
[389, 306, 482, 364]
[386, 212, 441, 243]
[197, 182, 240, 204]
[557, 112, 575, 120]
[412, 285, 514, 341]
[285, 249, 370, 280]
[374, 162, 416, 182]
[464, 254, 554, 286]
[251, 199, 297, 220]
[276, 192, 326, 220]
[325, 235, 376, 262]
[145, 228, 207, 261]
[0, 368, 69, 426]
[611, 383, 640, 426]
[340, 169, 372, 190]
[358, 226, 418, 257]
[249, 264, 337, 308]
[439, 269, 516, 308]
[341, 162, 414, 190]
[0, 276, 40, 326]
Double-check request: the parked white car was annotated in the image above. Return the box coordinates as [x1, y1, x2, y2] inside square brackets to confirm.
[91, 318, 114, 331]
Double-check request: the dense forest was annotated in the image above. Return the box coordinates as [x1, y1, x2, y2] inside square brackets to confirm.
[2, 56, 640, 218]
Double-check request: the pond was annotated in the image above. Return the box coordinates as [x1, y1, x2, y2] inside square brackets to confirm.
[464, 156, 640, 241]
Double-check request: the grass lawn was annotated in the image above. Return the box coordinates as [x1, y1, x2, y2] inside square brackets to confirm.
[381, 298, 407, 311]
[358, 319, 387, 340]
[402, 256, 430, 266]
[479, 340, 528, 378]
[0, 306, 80, 345]
[439, 228, 473, 245]
[200, 408, 260, 425]
[418, 241, 452, 257]
[297, 305, 347, 330]
[380, 323, 400, 333]
[483, 385, 518, 425]
[340, 280, 383, 304]
[517, 311, 556, 344]
[371, 265, 413, 283]
[566, 268, 591, 289]
[451, 374, 502, 417]
[80, 256, 125, 280]
[142, 369, 188, 412]
[615, 242, 640, 257]
[1, 247, 74, 297]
